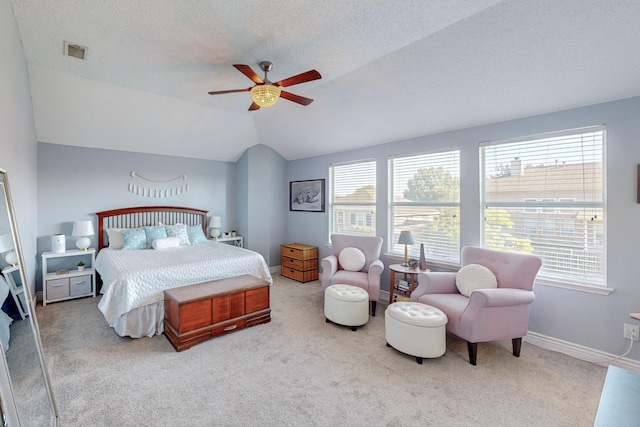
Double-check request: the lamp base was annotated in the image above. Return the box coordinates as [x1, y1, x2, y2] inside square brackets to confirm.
[76, 236, 91, 251]
[210, 228, 221, 239]
[5, 250, 17, 266]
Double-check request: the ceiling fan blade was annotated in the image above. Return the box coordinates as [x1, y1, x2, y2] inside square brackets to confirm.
[248, 102, 260, 111]
[274, 70, 321, 87]
[233, 64, 264, 84]
[208, 88, 251, 95]
[279, 90, 314, 106]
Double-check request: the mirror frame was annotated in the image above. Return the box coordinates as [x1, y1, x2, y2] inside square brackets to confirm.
[0, 168, 58, 426]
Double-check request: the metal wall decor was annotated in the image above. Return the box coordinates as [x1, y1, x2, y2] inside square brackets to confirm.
[128, 171, 189, 198]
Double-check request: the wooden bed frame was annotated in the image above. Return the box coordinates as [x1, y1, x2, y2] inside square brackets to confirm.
[95, 206, 208, 250]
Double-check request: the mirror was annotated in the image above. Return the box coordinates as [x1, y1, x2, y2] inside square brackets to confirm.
[0, 168, 58, 426]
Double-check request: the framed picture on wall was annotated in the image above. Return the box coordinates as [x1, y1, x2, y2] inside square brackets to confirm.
[290, 179, 325, 212]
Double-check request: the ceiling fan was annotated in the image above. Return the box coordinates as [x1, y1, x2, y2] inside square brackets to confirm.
[208, 61, 321, 111]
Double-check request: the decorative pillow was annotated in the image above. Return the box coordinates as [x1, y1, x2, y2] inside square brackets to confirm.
[338, 247, 366, 272]
[165, 224, 190, 246]
[144, 226, 167, 248]
[106, 228, 124, 249]
[121, 229, 147, 250]
[455, 263, 498, 297]
[187, 225, 207, 245]
[151, 237, 180, 250]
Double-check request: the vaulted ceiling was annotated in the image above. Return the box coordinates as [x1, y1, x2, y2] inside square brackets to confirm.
[10, 1, 640, 161]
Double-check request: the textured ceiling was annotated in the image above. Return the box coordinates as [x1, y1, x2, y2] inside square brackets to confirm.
[10, 0, 640, 161]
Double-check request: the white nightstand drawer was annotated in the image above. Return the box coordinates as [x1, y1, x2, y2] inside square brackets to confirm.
[46, 278, 70, 300]
[70, 275, 92, 296]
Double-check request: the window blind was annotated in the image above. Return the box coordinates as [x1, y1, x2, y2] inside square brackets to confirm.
[329, 160, 376, 237]
[480, 126, 606, 286]
[389, 148, 460, 263]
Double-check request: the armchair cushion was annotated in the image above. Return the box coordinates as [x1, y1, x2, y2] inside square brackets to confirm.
[455, 263, 497, 297]
[339, 247, 366, 271]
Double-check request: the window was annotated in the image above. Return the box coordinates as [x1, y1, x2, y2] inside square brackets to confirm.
[389, 148, 460, 264]
[329, 160, 376, 237]
[480, 126, 606, 286]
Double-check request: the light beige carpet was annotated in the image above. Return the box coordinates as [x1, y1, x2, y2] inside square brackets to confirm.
[31, 275, 606, 426]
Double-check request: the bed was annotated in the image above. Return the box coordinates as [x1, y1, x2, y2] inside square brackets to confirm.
[94, 206, 272, 338]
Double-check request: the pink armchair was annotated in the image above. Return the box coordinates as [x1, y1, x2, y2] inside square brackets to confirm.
[411, 246, 542, 365]
[321, 234, 384, 316]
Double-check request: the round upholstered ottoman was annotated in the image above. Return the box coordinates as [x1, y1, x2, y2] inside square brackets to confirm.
[385, 301, 448, 364]
[324, 284, 369, 331]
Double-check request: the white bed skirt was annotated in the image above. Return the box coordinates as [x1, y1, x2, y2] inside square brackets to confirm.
[111, 302, 165, 338]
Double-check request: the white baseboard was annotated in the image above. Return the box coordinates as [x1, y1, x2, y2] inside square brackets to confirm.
[524, 332, 640, 374]
[271, 265, 281, 275]
[380, 290, 640, 373]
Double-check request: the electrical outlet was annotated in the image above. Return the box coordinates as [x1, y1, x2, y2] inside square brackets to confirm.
[623, 323, 639, 341]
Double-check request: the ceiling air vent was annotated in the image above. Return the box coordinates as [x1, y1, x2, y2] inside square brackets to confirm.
[64, 41, 87, 60]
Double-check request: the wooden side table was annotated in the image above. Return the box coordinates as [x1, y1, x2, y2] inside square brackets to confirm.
[388, 264, 429, 305]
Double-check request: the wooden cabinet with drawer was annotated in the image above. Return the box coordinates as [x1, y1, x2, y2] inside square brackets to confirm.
[281, 243, 318, 283]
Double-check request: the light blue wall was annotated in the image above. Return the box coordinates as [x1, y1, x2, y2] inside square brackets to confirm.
[36, 143, 237, 286]
[240, 144, 287, 266]
[0, 0, 39, 294]
[287, 96, 640, 361]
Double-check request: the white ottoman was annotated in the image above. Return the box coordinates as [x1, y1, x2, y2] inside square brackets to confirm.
[385, 301, 448, 364]
[324, 284, 369, 331]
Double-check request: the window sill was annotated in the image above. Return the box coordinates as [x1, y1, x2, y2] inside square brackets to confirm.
[535, 278, 613, 295]
[383, 253, 460, 271]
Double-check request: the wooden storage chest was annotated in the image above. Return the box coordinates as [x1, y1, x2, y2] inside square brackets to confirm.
[163, 274, 271, 351]
[281, 243, 318, 283]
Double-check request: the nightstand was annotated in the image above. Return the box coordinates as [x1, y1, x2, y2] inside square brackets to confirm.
[1, 265, 28, 319]
[216, 236, 243, 247]
[41, 248, 96, 306]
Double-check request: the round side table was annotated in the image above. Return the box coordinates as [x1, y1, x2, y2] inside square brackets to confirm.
[388, 264, 429, 305]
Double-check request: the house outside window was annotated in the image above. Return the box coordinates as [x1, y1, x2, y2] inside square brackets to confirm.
[389, 148, 460, 264]
[329, 160, 376, 237]
[480, 126, 606, 287]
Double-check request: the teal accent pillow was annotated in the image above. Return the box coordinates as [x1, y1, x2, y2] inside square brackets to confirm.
[144, 226, 167, 247]
[187, 225, 207, 245]
[121, 229, 147, 250]
[165, 224, 190, 246]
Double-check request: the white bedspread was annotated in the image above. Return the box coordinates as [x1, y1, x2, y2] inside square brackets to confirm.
[96, 241, 272, 325]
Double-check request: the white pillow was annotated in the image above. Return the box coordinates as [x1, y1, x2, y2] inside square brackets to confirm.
[455, 263, 498, 297]
[339, 247, 366, 272]
[152, 237, 180, 250]
[106, 228, 124, 249]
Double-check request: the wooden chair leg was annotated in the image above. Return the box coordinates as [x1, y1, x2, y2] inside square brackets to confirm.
[512, 337, 522, 357]
[467, 341, 478, 365]
[371, 301, 377, 317]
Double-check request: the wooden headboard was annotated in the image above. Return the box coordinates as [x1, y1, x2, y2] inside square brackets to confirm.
[95, 206, 208, 250]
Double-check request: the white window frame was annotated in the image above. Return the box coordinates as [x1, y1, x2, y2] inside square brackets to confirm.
[328, 159, 377, 238]
[388, 147, 460, 265]
[480, 126, 608, 294]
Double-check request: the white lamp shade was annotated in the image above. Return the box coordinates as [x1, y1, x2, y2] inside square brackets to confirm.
[0, 233, 14, 253]
[72, 220, 95, 237]
[210, 216, 222, 228]
[398, 231, 415, 245]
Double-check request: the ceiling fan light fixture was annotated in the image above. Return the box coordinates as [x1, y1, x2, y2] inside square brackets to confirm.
[250, 84, 281, 108]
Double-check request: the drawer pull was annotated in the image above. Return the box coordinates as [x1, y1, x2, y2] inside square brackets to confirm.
[223, 324, 238, 332]
[289, 249, 294, 253]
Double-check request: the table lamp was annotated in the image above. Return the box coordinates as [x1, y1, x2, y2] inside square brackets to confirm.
[397, 231, 415, 267]
[0, 233, 17, 266]
[72, 220, 94, 251]
[209, 216, 222, 239]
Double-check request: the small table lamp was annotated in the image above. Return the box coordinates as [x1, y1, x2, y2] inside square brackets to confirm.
[0, 233, 17, 266]
[398, 231, 415, 267]
[72, 220, 94, 251]
[209, 216, 222, 239]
